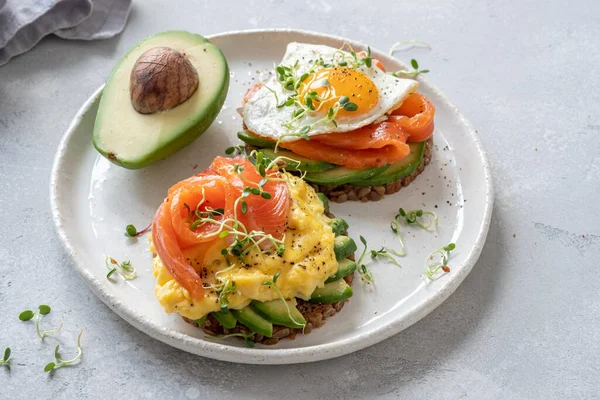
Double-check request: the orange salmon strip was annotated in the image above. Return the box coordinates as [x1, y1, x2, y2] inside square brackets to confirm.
[248, 93, 434, 169]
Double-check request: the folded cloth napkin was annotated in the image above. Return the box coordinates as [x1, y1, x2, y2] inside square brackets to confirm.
[0, 0, 132, 66]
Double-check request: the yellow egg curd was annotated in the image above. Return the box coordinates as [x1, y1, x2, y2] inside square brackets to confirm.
[151, 174, 337, 320]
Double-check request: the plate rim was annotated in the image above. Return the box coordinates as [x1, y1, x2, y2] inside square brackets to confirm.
[50, 28, 494, 364]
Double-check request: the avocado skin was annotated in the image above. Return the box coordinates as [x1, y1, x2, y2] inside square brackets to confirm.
[93, 31, 229, 169]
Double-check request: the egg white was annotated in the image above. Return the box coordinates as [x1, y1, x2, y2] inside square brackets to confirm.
[243, 42, 419, 142]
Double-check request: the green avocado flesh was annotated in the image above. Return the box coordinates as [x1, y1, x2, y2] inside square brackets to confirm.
[304, 165, 389, 186]
[93, 31, 229, 169]
[230, 307, 273, 337]
[310, 279, 353, 303]
[334, 236, 357, 260]
[325, 258, 357, 283]
[248, 141, 425, 186]
[251, 299, 306, 329]
[352, 141, 426, 186]
[210, 310, 237, 329]
[329, 218, 349, 236]
[237, 130, 275, 148]
[259, 148, 335, 173]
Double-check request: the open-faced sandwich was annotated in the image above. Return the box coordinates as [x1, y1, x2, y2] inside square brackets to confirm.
[150, 155, 357, 345]
[237, 42, 435, 202]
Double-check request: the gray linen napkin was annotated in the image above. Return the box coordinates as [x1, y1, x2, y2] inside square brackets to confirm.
[0, 0, 132, 66]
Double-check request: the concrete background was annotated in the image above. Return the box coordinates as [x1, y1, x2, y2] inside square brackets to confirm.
[1, 0, 598, 398]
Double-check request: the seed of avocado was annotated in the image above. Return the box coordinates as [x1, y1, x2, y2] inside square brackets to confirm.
[309, 279, 353, 303]
[93, 31, 229, 169]
[210, 310, 237, 329]
[230, 307, 273, 338]
[328, 218, 349, 236]
[334, 236, 357, 260]
[325, 258, 357, 283]
[352, 141, 426, 186]
[250, 299, 306, 329]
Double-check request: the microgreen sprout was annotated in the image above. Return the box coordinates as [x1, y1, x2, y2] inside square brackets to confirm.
[44, 329, 84, 373]
[124, 221, 151, 238]
[19, 305, 64, 339]
[0, 348, 11, 371]
[356, 236, 375, 284]
[397, 208, 438, 231]
[206, 332, 256, 348]
[425, 243, 455, 281]
[262, 272, 306, 328]
[392, 58, 430, 78]
[225, 145, 246, 155]
[218, 280, 237, 312]
[105, 256, 137, 280]
[370, 247, 403, 268]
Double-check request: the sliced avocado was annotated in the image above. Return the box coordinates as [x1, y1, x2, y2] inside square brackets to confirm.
[93, 31, 229, 169]
[250, 298, 306, 329]
[334, 235, 357, 260]
[194, 315, 207, 325]
[328, 218, 349, 236]
[310, 279, 353, 303]
[353, 142, 426, 186]
[230, 307, 273, 337]
[304, 165, 389, 186]
[326, 258, 357, 283]
[259, 148, 336, 173]
[210, 310, 237, 329]
[237, 130, 276, 149]
[317, 193, 330, 213]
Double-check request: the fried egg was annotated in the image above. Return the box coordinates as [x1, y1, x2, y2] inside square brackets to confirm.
[243, 42, 419, 142]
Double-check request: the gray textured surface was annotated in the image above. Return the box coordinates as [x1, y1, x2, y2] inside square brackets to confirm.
[1, 0, 599, 398]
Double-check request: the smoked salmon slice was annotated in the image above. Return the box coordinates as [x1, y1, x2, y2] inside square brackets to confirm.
[247, 92, 434, 169]
[210, 156, 290, 239]
[152, 157, 291, 300]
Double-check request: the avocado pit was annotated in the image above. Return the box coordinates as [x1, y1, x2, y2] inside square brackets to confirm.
[130, 46, 199, 114]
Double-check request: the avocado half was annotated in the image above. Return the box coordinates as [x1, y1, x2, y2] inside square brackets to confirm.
[93, 31, 229, 169]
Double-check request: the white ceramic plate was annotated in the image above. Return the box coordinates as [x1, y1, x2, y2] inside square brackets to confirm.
[50, 29, 493, 364]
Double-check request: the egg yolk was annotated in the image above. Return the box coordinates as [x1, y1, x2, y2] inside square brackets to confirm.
[298, 67, 379, 118]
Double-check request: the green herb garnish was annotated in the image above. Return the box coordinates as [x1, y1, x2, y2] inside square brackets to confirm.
[356, 236, 375, 284]
[425, 243, 455, 281]
[124, 221, 151, 238]
[392, 58, 430, 78]
[0, 348, 11, 371]
[19, 305, 63, 339]
[44, 329, 84, 373]
[105, 256, 137, 281]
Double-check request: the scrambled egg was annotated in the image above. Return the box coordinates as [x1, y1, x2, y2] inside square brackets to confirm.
[151, 174, 337, 320]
